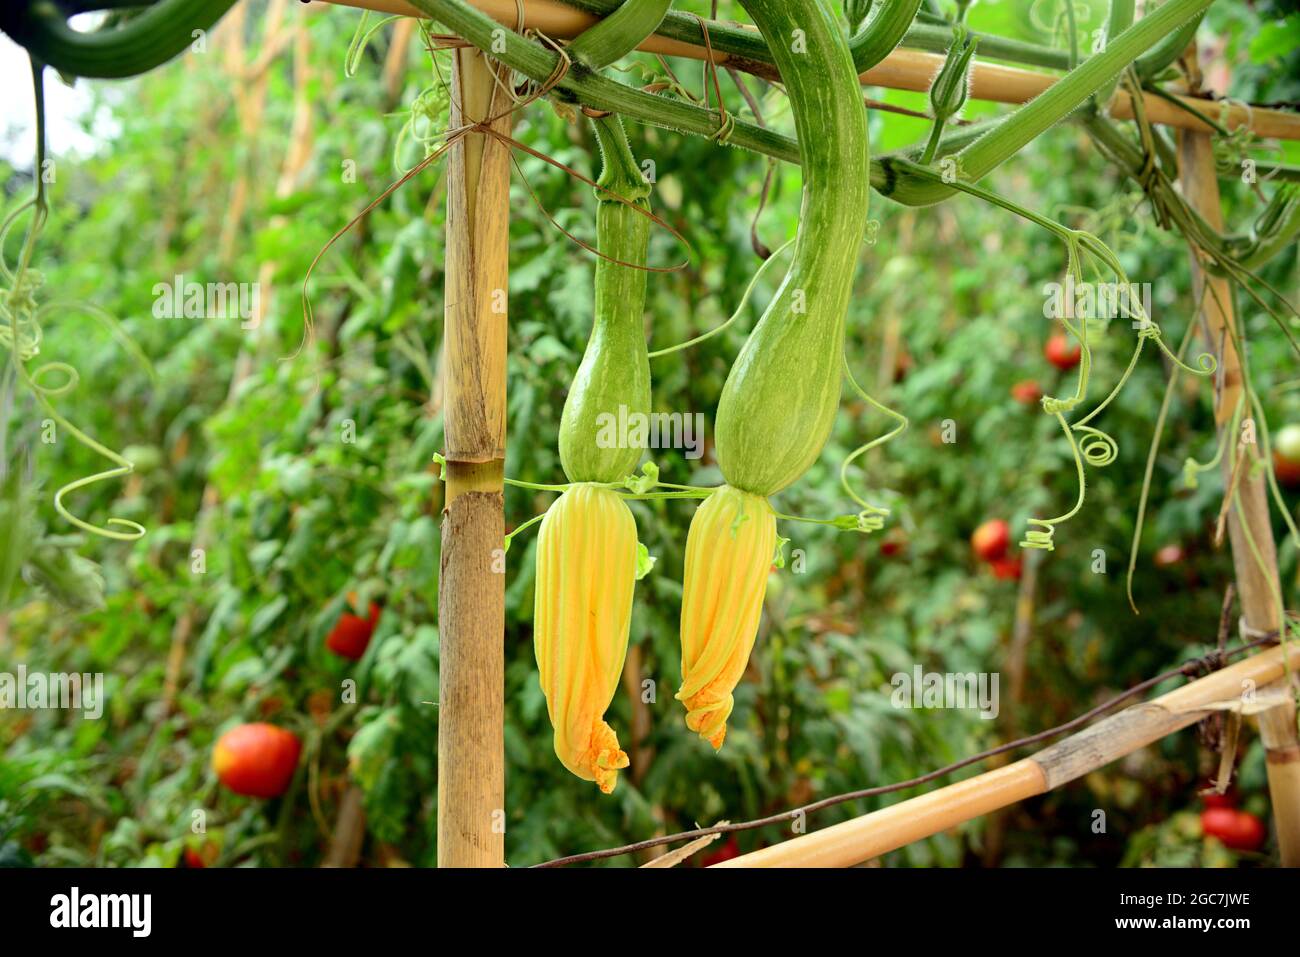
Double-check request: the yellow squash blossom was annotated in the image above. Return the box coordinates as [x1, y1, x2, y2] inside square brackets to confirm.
[533, 484, 635, 793]
[676, 485, 776, 750]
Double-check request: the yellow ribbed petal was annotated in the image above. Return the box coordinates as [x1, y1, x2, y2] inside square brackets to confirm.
[676, 485, 776, 750]
[533, 484, 636, 794]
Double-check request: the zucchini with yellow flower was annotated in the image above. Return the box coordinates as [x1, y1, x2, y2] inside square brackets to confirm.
[677, 0, 870, 748]
[533, 114, 652, 793]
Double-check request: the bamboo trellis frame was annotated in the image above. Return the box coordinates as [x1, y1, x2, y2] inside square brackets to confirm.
[298, 0, 1300, 866]
[313, 0, 1300, 141]
[715, 644, 1300, 867]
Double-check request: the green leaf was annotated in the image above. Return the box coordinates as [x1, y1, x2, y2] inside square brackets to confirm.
[634, 541, 656, 580]
[247, 596, 289, 637]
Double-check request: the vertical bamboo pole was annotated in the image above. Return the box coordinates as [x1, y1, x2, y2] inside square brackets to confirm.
[1178, 131, 1281, 638]
[1257, 690, 1300, 866]
[1179, 88, 1299, 864]
[437, 45, 510, 868]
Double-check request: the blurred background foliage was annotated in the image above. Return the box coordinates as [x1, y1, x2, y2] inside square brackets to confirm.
[0, 0, 1297, 867]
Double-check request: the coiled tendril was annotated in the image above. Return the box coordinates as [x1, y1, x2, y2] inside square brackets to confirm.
[1021, 230, 1216, 551]
[2, 62, 148, 541]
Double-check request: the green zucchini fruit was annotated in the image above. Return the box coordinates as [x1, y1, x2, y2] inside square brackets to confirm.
[559, 115, 653, 484]
[713, 0, 871, 497]
[0, 0, 239, 80]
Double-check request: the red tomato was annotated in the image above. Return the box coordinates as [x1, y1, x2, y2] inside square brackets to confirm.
[1201, 789, 1236, 810]
[893, 350, 913, 383]
[181, 847, 205, 869]
[1274, 429, 1300, 487]
[1275, 424, 1300, 462]
[326, 595, 381, 661]
[971, 519, 1011, 562]
[989, 556, 1023, 581]
[1201, 808, 1267, 852]
[1200, 807, 1239, 842]
[1153, 544, 1185, 568]
[1044, 333, 1081, 371]
[1011, 380, 1042, 405]
[700, 836, 740, 867]
[880, 535, 906, 557]
[212, 723, 302, 799]
[1227, 812, 1268, 852]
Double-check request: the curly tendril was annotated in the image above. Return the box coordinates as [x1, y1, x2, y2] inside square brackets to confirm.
[648, 237, 794, 358]
[1019, 230, 1216, 552]
[2, 61, 147, 542]
[839, 353, 907, 524]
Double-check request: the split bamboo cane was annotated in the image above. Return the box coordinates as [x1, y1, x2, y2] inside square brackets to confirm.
[1179, 129, 1282, 642]
[716, 642, 1300, 867]
[436, 45, 511, 868]
[310, 0, 1300, 140]
[1257, 691, 1300, 867]
[1178, 64, 1300, 866]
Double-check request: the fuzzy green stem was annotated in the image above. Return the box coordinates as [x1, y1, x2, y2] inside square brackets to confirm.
[560, 0, 1071, 70]
[1095, 0, 1134, 109]
[881, 0, 1215, 206]
[1134, 10, 1203, 80]
[567, 0, 672, 71]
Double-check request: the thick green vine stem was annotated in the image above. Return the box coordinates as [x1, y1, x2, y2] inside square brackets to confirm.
[412, 0, 802, 163]
[1134, 10, 1203, 81]
[1095, 0, 1134, 110]
[844, 0, 873, 34]
[0, 0, 238, 79]
[1233, 185, 1300, 272]
[560, 0, 923, 75]
[561, 0, 1072, 71]
[567, 0, 673, 71]
[418, 0, 1212, 223]
[849, 0, 924, 73]
[878, 0, 1214, 206]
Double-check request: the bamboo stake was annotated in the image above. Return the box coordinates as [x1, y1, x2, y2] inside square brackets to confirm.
[436, 45, 510, 868]
[1179, 129, 1282, 640]
[716, 642, 1300, 867]
[311, 0, 1300, 140]
[1256, 690, 1300, 866]
[1180, 47, 1300, 866]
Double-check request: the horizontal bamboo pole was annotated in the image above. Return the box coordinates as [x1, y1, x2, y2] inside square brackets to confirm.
[313, 0, 1300, 140]
[715, 642, 1300, 868]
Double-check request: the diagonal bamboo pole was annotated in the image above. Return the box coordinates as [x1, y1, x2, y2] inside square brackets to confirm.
[437, 44, 511, 868]
[311, 0, 1300, 140]
[716, 642, 1300, 867]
